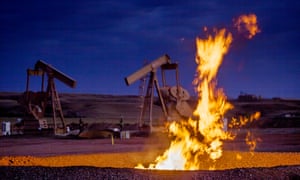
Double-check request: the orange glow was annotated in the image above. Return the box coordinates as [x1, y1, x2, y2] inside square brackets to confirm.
[136, 28, 234, 170]
[136, 14, 262, 170]
[2, 151, 300, 170]
[234, 14, 261, 39]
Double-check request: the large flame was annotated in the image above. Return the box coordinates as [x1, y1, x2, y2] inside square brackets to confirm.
[137, 29, 234, 170]
[137, 14, 261, 170]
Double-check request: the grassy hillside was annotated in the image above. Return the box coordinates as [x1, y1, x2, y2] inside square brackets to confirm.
[0, 92, 299, 128]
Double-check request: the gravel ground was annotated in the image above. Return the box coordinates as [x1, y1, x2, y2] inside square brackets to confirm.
[1, 165, 300, 180]
[1, 129, 300, 179]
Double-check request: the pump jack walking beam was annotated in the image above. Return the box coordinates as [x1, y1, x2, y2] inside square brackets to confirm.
[125, 55, 171, 86]
[35, 60, 76, 88]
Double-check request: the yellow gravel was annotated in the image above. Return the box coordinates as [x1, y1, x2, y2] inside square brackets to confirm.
[1, 151, 300, 170]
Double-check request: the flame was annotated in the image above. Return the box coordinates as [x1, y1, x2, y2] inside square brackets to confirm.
[136, 14, 261, 170]
[245, 131, 261, 153]
[137, 28, 234, 170]
[228, 112, 261, 128]
[234, 14, 260, 39]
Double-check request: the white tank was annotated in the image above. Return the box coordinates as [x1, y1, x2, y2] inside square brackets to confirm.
[2, 121, 11, 136]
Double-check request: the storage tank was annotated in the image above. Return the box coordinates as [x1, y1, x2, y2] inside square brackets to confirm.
[2, 121, 11, 136]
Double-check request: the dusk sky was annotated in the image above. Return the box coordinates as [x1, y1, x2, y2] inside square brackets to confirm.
[0, 1, 299, 99]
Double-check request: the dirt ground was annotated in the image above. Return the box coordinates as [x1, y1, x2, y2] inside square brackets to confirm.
[1, 128, 300, 179]
[1, 128, 300, 157]
[1, 93, 300, 179]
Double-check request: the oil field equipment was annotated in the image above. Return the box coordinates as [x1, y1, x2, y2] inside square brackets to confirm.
[20, 60, 76, 135]
[125, 54, 193, 132]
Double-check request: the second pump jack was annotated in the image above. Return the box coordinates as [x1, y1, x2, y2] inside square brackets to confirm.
[125, 54, 193, 132]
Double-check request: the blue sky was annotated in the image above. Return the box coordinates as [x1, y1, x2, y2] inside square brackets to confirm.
[0, 0, 299, 98]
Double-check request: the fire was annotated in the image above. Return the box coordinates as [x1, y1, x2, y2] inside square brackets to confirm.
[245, 131, 261, 153]
[228, 111, 261, 128]
[234, 14, 260, 39]
[137, 28, 234, 170]
[137, 14, 261, 170]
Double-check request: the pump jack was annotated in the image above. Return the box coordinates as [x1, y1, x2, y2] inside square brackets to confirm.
[21, 60, 76, 135]
[125, 54, 193, 132]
